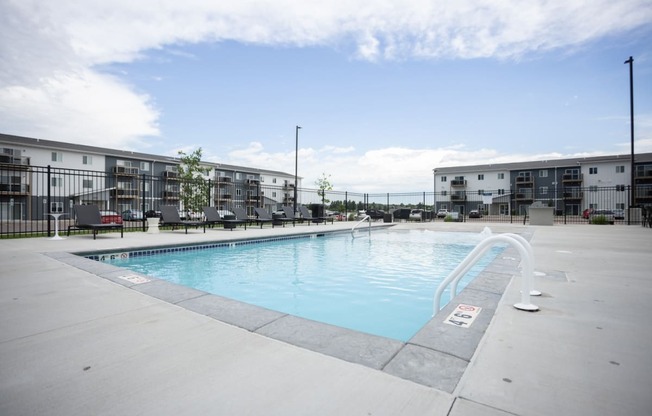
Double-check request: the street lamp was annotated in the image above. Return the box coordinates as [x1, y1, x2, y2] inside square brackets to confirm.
[624, 56, 635, 212]
[294, 125, 301, 214]
[432, 168, 437, 213]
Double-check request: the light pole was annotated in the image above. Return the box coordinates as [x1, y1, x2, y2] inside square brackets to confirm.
[432, 168, 437, 214]
[294, 125, 301, 214]
[624, 56, 635, 212]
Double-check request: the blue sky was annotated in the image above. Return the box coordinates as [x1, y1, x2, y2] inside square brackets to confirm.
[1, 1, 651, 192]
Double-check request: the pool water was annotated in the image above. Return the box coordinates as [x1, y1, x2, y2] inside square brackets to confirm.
[110, 230, 503, 341]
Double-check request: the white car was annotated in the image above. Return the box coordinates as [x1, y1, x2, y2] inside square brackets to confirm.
[436, 209, 449, 218]
[409, 209, 423, 221]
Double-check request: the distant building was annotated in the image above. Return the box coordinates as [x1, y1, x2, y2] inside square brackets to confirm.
[0, 133, 300, 219]
[433, 154, 652, 215]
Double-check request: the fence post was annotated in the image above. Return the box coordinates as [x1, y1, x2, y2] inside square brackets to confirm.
[46, 165, 51, 237]
[141, 174, 147, 232]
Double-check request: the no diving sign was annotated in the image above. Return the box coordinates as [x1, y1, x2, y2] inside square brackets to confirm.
[444, 304, 482, 328]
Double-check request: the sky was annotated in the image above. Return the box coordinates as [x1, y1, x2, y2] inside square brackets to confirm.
[1, 1, 652, 193]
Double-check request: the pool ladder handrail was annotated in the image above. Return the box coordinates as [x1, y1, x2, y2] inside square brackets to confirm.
[351, 215, 371, 238]
[432, 232, 541, 315]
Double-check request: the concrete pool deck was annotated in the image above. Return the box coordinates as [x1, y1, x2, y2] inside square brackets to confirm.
[1, 222, 651, 415]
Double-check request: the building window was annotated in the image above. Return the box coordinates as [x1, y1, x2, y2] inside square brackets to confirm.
[616, 165, 625, 173]
[498, 189, 505, 195]
[236, 189, 242, 196]
[539, 186, 548, 195]
[478, 174, 484, 180]
[272, 191, 277, 197]
[497, 173, 504, 180]
[616, 203, 625, 210]
[477, 190, 484, 195]
[140, 162, 150, 171]
[51, 177, 62, 187]
[260, 176, 265, 182]
[50, 202, 63, 213]
[51, 152, 63, 162]
[589, 186, 598, 192]
[440, 176, 447, 182]
[539, 170, 548, 178]
[236, 173, 243, 180]
[82, 155, 92, 165]
[272, 178, 277, 184]
[82, 179, 93, 189]
[589, 167, 598, 174]
[441, 190, 447, 196]
[616, 184, 625, 191]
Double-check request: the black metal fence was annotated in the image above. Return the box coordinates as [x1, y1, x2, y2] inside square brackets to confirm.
[1, 164, 648, 238]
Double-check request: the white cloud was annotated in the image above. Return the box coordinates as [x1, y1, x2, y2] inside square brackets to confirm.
[0, 0, 650, 149]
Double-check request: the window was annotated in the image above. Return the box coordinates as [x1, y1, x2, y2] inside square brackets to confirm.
[616, 203, 625, 210]
[477, 190, 484, 195]
[82, 179, 93, 189]
[51, 177, 62, 187]
[441, 190, 447, 196]
[140, 162, 150, 171]
[497, 173, 504, 180]
[440, 176, 447, 182]
[51, 152, 63, 162]
[589, 186, 598, 192]
[82, 155, 92, 165]
[589, 167, 598, 174]
[616, 184, 625, 191]
[539, 170, 548, 178]
[478, 174, 484, 180]
[539, 186, 548, 195]
[616, 165, 625, 173]
[236, 173, 243, 180]
[272, 178, 277, 184]
[50, 202, 63, 213]
[272, 191, 277, 197]
[498, 189, 505, 195]
[260, 176, 265, 183]
[236, 189, 242, 196]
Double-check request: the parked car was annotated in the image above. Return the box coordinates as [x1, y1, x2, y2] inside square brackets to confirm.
[121, 209, 143, 221]
[409, 209, 423, 221]
[589, 209, 615, 224]
[145, 210, 162, 218]
[436, 209, 449, 218]
[99, 210, 123, 224]
[612, 209, 625, 220]
[365, 209, 385, 220]
[468, 210, 483, 218]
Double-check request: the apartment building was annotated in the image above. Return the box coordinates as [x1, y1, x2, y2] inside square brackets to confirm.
[0, 133, 300, 220]
[433, 153, 652, 216]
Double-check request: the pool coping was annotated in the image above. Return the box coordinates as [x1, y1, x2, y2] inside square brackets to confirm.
[47, 227, 531, 393]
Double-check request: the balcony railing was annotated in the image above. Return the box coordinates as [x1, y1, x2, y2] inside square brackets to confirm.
[562, 173, 583, 183]
[450, 179, 466, 187]
[113, 166, 139, 175]
[515, 176, 534, 184]
[162, 171, 178, 179]
[0, 183, 29, 194]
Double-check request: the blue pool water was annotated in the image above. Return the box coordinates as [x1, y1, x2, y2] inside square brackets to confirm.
[108, 230, 503, 341]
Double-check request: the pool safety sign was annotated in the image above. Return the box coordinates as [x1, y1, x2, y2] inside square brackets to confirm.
[444, 304, 482, 328]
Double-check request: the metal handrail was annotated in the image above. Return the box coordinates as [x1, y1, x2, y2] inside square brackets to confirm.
[432, 232, 540, 315]
[351, 215, 371, 238]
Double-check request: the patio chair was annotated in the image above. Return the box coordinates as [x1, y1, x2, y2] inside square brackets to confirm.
[202, 206, 247, 230]
[254, 207, 293, 228]
[281, 206, 301, 226]
[160, 206, 206, 234]
[68, 204, 123, 240]
[298, 205, 324, 225]
[233, 207, 272, 229]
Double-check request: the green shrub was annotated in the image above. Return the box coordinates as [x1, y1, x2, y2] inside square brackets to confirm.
[590, 215, 609, 225]
[444, 214, 454, 222]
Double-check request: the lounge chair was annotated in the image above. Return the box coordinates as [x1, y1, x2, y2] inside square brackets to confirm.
[160, 206, 206, 234]
[297, 205, 324, 225]
[233, 207, 272, 229]
[202, 206, 247, 230]
[254, 207, 293, 227]
[281, 206, 302, 226]
[67, 204, 123, 240]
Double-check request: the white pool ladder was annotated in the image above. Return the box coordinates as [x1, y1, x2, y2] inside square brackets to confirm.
[351, 215, 371, 238]
[432, 229, 540, 315]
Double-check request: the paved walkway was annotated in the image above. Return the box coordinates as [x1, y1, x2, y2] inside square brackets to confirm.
[1, 222, 651, 415]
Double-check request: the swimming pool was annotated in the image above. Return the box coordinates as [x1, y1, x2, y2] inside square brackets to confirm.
[105, 229, 504, 341]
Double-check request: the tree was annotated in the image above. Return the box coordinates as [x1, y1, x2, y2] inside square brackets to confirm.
[315, 173, 333, 205]
[177, 148, 211, 216]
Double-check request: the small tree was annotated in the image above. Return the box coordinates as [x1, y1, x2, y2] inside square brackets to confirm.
[315, 173, 333, 205]
[177, 148, 211, 216]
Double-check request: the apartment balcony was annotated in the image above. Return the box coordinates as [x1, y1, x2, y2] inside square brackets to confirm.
[246, 179, 260, 186]
[515, 192, 534, 201]
[113, 166, 139, 176]
[217, 176, 233, 183]
[634, 186, 652, 202]
[283, 183, 295, 190]
[283, 196, 295, 203]
[562, 173, 583, 184]
[562, 191, 584, 200]
[635, 168, 652, 183]
[515, 176, 534, 185]
[0, 155, 30, 168]
[450, 179, 466, 187]
[162, 191, 179, 199]
[0, 183, 29, 195]
[246, 196, 260, 203]
[215, 194, 233, 200]
[111, 189, 138, 198]
[450, 194, 467, 201]
[162, 171, 178, 179]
